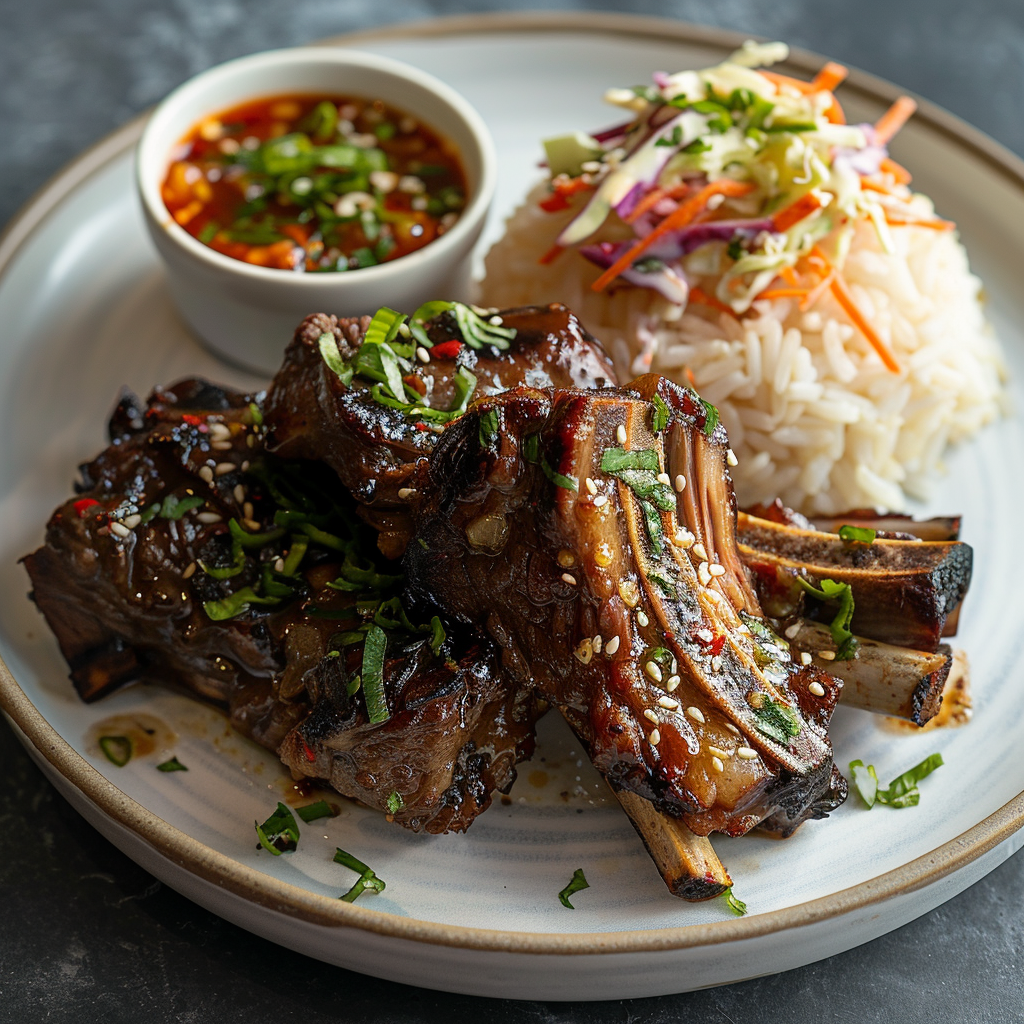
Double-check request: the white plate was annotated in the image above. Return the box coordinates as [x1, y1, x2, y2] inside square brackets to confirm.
[3, 13, 1024, 1002]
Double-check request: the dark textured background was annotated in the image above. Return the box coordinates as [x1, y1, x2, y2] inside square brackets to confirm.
[3, 2, 1024, 1021]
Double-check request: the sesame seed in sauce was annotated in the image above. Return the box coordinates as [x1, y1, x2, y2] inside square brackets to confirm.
[726, 448, 738, 467]
[197, 512, 223, 525]
[666, 675, 681, 692]
[274, 558, 285, 573]
[725, 723, 742, 737]
[643, 709, 660, 724]
[593, 635, 603, 654]
[122, 514, 141, 530]
[711, 756, 725, 773]
[209, 422, 231, 441]
[215, 462, 235, 476]
[110, 521, 130, 539]
[243, 518, 262, 532]
[573, 638, 593, 664]
[711, 655, 723, 673]
[199, 466, 214, 483]
[619, 580, 640, 607]
[557, 549, 576, 568]
[593, 495, 608, 508]
[784, 623, 801, 639]
[658, 696, 680, 710]
[709, 745, 730, 759]
[819, 650, 836, 661]
[233, 484, 246, 504]
[645, 661, 663, 683]
[397, 487, 416, 499]
[604, 635, 621, 656]
[808, 681, 826, 697]
[488, 315, 503, 326]
[656, 472, 671, 486]
[674, 474, 686, 492]
[636, 610, 649, 627]
[686, 706, 705, 724]
[800, 652, 812, 666]
[211, 440, 233, 451]
[182, 562, 196, 579]
[416, 346, 431, 363]
[396, 319, 411, 336]
[698, 563, 712, 587]
[561, 573, 577, 586]
[673, 529, 695, 549]
[585, 477, 598, 495]
[697, 628, 713, 642]
[243, 502, 254, 520]
[649, 729, 661, 747]
[737, 746, 758, 760]
[692, 542, 708, 562]
[616, 424, 627, 445]
[708, 563, 726, 577]
[594, 543, 613, 567]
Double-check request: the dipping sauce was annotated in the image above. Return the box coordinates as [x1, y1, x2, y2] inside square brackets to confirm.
[161, 94, 468, 272]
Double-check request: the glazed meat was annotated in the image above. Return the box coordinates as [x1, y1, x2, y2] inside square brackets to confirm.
[263, 303, 616, 554]
[22, 380, 541, 833]
[404, 376, 846, 838]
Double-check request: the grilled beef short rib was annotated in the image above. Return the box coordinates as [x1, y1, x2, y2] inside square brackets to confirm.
[404, 377, 847, 838]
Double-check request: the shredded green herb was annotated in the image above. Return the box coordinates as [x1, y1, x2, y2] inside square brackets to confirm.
[838, 524, 877, 545]
[849, 754, 944, 809]
[386, 791, 404, 814]
[478, 408, 500, 447]
[722, 888, 747, 916]
[797, 577, 858, 660]
[751, 696, 802, 745]
[361, 624, 389, 724]
[558, 868, 590, 909]
[255, 802, 300, 855]
[159, 493, 205, 520]
[334, 847, 386, 902]
[156, 756, 188, 773]
[99, 735, 132, 767]
[651, 394, 671, 434]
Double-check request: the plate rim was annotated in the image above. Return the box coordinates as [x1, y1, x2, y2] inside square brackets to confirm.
[3, 9, 1023, 957]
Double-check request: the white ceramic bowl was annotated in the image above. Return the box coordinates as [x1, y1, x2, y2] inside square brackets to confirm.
[136, 47, 496, 374]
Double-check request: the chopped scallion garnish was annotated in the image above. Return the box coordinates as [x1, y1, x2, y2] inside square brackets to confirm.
[838, 524, 877, 545]
[255, 802, 300, 855]
[156, 756, 188, 772]
[361, 624, 389, 724]
[99, 735, 132, 767]
[849, 753, 943, 809]
[797, 577, 858, 659]
[334, 847, 386, 902]
[722, 887, 747, 916]
[296, 800, 335, 823]
[558, 867, 590, 909]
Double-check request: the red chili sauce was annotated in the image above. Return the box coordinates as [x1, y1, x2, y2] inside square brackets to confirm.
[161, 94, 468, 272]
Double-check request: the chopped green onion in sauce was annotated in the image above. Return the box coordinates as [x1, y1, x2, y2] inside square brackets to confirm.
[722, 888, 748, 916]
[849, 753, 943, 809]
[296, 800, 335, 823]
[156, 756, 188, 772]
[838, 524, 877, 544]
[99, 735, 132, 767]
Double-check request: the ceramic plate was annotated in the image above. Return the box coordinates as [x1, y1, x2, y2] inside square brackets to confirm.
[3, 13, 1024, 1002]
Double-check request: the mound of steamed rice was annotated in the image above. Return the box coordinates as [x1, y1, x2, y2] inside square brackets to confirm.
[480, 182, 1006, 514]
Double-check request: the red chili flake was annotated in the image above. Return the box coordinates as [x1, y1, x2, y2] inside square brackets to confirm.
[709, 633, 727, 657]
[301, 737, 316, 763]
[539, 193, 571, 213]
[430, 339, 463, 359]
[181, 414, 204, 426]
[412, 423, 433, 432]
[73, 498, 101, 518]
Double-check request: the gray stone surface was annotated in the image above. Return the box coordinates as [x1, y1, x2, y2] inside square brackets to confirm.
[3, 1, 1024, 1020]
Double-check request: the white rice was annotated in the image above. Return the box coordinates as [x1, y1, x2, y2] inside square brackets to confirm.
[480, 181, 1006, 514]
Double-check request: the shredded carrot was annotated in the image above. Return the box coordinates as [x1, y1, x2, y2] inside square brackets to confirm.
[799, 268, 836, 311]
[821, 92, 846, 125]
[772, 192, 824, 232]
[688, 286, 735, 316]
[757, 288, 809, 300]
[539, 177, 593, 212]
[539, 244, 565, 265]
[879, 157, 913, 184]
[884, 214, 956, 231]
[760, 70, 815, 94]
[873, 96, 917, 145]
[591, 180, 756, 292]
[812, 62, 848, 92]
[625, 183, 691, 224]
[684, 367, 697, 386]
[830, 274, 900, 372]
[778, 265, 801, 287]
[860, 177, 906, 197]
